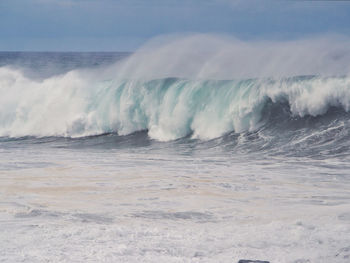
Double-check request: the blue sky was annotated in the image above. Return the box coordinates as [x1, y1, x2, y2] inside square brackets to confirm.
[1, 0, 350, 51]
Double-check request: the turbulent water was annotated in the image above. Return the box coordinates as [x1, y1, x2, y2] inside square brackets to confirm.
[1, 37, 350, 263]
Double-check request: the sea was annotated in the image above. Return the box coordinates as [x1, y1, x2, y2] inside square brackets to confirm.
[1, 40, 350, 262]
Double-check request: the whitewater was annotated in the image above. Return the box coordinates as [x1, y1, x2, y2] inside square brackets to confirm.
[1, 35, 350, 262]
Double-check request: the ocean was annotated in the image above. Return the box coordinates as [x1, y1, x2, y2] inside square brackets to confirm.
[1, 39, 350, 262]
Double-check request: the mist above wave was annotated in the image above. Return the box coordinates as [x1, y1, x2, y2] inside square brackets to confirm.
[110, 34, 350, 80]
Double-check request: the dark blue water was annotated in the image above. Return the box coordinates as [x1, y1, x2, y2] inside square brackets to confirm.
[0, 51, 130, 78]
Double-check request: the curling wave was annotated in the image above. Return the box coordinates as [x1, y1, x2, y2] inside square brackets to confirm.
[1, 65, 350, 141]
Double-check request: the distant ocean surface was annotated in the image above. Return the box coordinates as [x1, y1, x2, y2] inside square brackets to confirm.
[1, 48, 350, 262]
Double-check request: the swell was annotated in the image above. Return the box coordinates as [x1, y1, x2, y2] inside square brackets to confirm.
[1, 66, 350, 143]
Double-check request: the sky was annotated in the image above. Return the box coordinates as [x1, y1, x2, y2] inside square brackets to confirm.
[0, 0, 350, 51]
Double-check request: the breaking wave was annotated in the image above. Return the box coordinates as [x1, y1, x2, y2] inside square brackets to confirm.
[1, 35, 350, 144]
[1, 65, 350, 141]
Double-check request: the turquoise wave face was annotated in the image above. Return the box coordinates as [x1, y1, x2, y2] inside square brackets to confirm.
[89, 77, 265, 141]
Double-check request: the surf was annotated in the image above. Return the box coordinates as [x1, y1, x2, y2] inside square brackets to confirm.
[0, 66, 349, 142]
[1, 35, 350, 142]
